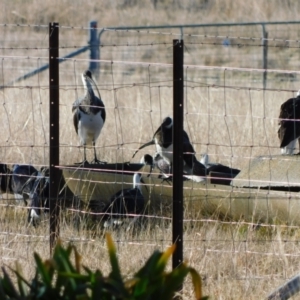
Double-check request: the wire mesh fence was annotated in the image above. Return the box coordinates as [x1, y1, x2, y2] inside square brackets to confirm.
[1, 21, 300, 299]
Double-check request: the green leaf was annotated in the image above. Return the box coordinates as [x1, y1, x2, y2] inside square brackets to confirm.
[154, 264, 188, 299]
[52, 244, 79, 292]
[0, 277, 10, 300]
[54, 243, 76, 274]
[1, 267, 19, 298]
[83, 266, 93, 277]
[105, 234, 131, 297]
[74, 246, 82, 273]
[83, 269, 107, 299]
[58, 272, 86, 279]
[124, 277, 139, 290]
[133, 251, 173, 298]
[105, 233, 123, 283]
[157, 244, 175, 271]
[13, 263, 30, 297]
[188, 267, 203, 300]
[0, 236, 207, 300]
[34, 253, 52, 287]
[135, 250, 162, 278]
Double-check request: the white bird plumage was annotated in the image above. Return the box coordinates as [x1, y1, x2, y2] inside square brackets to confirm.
[72, 70, 106, 164]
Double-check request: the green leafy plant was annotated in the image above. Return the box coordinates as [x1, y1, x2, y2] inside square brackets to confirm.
[0, 233, 208, 299]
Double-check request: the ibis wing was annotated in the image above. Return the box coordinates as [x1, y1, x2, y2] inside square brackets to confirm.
[73, 109, 79, 135]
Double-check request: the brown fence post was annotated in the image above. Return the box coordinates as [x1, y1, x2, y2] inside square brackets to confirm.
[172, 39, 184, 286]
[49, 22, 60, 254]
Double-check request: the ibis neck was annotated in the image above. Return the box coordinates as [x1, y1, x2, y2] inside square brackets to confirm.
[82, 75, 95, 95]
[133, 174, 141, 190]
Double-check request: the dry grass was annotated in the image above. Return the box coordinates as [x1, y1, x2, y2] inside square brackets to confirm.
[2, 0, 300, 28]
[1, 1, 300, 299]
[2, 205, 300, 299]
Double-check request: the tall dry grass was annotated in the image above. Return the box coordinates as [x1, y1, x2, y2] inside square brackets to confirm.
[2, 0, 300, 27]
[1, 1, 300, 299]
[2, 205, 300, 299]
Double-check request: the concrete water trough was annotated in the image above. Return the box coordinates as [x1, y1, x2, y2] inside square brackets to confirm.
[231, 155, 300, 191]
[60, 155, 300, 225]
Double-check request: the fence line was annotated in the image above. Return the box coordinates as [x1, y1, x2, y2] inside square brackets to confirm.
[2, 20, 300, 89]
[2, 20, 300, 299]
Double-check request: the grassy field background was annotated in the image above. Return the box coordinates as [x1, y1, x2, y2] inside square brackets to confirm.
[1, 1, 300, 299]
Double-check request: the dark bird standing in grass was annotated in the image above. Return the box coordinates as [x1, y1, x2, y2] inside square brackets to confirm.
[0, 164, 12, 194]
[278, 90, 300, 154]
[102, 173, 145, 228]
[27, 168, 50, 227]
[73, 70, 106, 164]
[11, 164, 38, 205]
[132, 117, 207, 182]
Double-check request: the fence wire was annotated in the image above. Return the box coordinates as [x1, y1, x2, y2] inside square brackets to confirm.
[1, 22, 300, 299]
